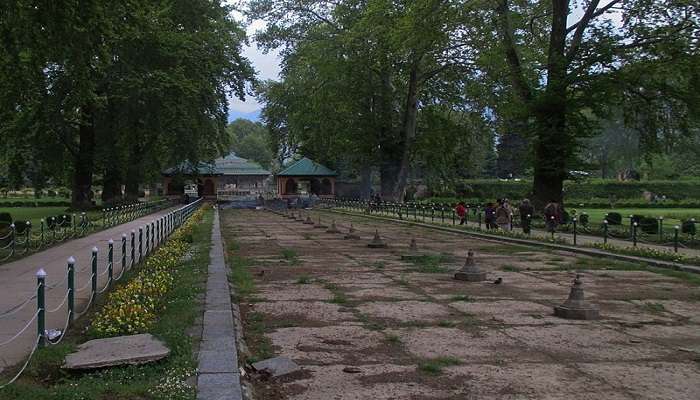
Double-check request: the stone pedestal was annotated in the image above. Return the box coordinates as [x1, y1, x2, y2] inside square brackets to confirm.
[344, 224, 360, 240]
[314, 217, 328, 229]
[303, 216, 314, 225]
[367, 230, 388, 248]
[453, 251, 487, 282]
[401, 237, 426, 260]
[326, 221, 341, 234]
[554, 274, 599, 320]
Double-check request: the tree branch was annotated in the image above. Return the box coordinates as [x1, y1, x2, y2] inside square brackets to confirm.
[566, 0, 600, 62]
[566, 0, 623, 34]
[495, 0, 533, 103]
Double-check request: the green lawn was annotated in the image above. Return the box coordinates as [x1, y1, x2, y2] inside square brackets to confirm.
[0, 207, 102, 228]
[572, 208, 700, 228]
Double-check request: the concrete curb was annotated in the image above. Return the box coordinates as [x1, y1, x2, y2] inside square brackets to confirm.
[197, 209, 244, 400]
[321, 209, 700, 275]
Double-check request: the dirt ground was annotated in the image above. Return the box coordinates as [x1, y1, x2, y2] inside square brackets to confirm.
[220, 208, 700, 400]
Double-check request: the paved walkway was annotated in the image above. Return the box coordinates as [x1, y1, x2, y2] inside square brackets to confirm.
[196, 209, 243, 400]
[0, 206, 177, 369]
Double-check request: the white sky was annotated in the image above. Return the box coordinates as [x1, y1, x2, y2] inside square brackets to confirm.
[228, 8, 282, 114]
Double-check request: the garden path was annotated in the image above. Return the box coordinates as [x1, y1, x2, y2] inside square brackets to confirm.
[0, 206, 177, 369]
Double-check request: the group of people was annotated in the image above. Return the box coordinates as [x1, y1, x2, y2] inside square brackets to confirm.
[453, 198, 564, 234]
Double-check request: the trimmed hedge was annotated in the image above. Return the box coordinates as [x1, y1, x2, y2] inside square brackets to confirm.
[446, 179, 700, 202]
[0, 200, 71, 207]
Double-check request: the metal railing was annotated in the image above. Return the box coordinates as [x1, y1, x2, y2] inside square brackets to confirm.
[321, 198, 699, 256]
[0, 198, 202, 388]
[0, 199, 171, 263]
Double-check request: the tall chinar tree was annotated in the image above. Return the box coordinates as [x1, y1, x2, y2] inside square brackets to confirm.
[0, 0, 254, 208]
[487, 0, 699, 208]
[251, 0, 481, 200]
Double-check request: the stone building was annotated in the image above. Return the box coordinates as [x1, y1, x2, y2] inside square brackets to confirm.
[162, 153, 270, 199]
[276, 157, 337, 198]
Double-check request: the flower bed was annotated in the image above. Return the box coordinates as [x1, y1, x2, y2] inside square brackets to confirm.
[89, 207, 205, 337]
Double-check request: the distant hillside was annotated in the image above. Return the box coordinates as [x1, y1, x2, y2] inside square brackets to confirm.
[228, 109, 261, 122]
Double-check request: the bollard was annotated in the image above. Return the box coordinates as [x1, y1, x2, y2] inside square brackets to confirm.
[674, 225, 679, 253]
[572, 217, 577, 245]
[526, 214, 532, 236]
[25, 221, 31, 253]
[603, 220, 608, 244]
[37, 268, 46, 348]
[91, 247, 98, 299]
[40, 219, 44, 244]
[632, 222, 638, 247]
[121, 234, 127, 275]
[67, 257, 75, 320]
[478, 212, 482, 229]
[108, 239, 114, 286]
[658, 216, 664, 242]
[130, 230, 136, 267]
[9, 224, 15, 256]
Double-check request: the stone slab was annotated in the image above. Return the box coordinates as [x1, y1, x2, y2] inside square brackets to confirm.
[198, 350, 238, 373]
[64, 333, 169, 369]
[252, 356, 300, 378]
[197, 373, 243, 400]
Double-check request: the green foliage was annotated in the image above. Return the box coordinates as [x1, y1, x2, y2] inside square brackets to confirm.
[417, 356, 462, 375]
[227, 119, 275, 169]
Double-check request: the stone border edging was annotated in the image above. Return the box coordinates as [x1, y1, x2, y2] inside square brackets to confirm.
[322, 209, 700, 275]
[197, 209, 244, 400]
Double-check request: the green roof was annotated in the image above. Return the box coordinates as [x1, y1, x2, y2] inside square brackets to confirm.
[277, 157, 337, 177]
[163, 153, 270, 176]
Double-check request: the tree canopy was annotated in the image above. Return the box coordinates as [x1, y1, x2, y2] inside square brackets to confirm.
[251, 0, 699, 205]
[0, 0, 255, 207]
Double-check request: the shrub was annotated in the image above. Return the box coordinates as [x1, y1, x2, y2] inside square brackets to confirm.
[13, 220, 30, 235]
[0, 212, 12, 225]
[682, 220, 696, 236]
[606, 212, 622, 225]
[578, 214, 589, 226]
[89, 207, 204, 337]
[639, 217, 659, 234]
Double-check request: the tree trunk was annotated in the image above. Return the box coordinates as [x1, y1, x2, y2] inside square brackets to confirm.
[101, 165, 122, 205]
[71, 105, 96, 210]
[390, 61, 420, 202]
[531, 0, 569, 210]
[124, 143, 143, 201]
[359, 165, 372, 200]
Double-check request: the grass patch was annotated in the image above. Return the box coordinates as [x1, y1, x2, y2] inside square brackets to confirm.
[296, 274, 312, 284]
[406, 254, 450, 273]
[643, 302, 667, 313]
[229, 255, 255, 300]
[244, 312, 275, 364]
[450, 294, 472, 302]
[330, 292, 348, 304]
[417, 356, 462, 375]
[281, 248, 300, 264]
[372, 261, 386, 269]
[2, 208, 213, 399]
[500, 264, 519, 272]
[437, 320, 457, 328]
[385, 334, 402, 344]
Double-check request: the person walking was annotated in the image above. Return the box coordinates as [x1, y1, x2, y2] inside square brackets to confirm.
[544, 199, 561, 233]
[484, 202, 496, 229]
[455, 202, 467, 225]
[519, 199, 534, 234]
[495, 199, 511, 230]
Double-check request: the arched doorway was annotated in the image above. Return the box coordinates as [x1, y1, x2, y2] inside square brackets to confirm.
[203, 179, 215, 196]
[310, 178, 321, 195]
[284, 178, 297, 194]
[321, 178, 332, 195]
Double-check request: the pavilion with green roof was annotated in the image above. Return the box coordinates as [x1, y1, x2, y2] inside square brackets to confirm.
[276, 157, 337, 198]
[162, 152, 270, 198]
